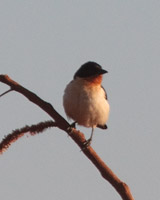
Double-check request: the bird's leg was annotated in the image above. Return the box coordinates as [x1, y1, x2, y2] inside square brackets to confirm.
[89, 127, 94, 143]
[67, 121, 77, 135]
[82, 127, 94, 148]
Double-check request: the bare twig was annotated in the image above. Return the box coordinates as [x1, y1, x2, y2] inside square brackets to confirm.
[0, 74, 134, 200]
[0, 89, 12, 97]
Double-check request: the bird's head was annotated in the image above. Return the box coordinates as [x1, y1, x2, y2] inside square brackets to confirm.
[74, 61, 108, 85]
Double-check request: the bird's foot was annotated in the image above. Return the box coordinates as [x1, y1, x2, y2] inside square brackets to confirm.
[70, 121, 77, 128]
[67, 121, 77, 135]
[81, 138, 92, 150]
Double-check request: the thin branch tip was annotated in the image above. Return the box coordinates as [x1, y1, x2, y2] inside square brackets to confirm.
[0, 89, 13, 97]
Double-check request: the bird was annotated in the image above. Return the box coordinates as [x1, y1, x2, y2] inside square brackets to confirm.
[63, 61, 110, 146]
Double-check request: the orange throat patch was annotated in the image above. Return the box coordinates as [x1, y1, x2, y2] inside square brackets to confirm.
[84, 75, 103, 85]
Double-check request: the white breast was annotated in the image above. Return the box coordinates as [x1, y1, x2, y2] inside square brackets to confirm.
[63, 78, 110, 128]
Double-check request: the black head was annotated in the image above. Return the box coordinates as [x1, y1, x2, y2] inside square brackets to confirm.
[74, 61, 108, 79]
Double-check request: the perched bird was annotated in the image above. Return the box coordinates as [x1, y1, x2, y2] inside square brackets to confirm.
[63, 61, 110, 145]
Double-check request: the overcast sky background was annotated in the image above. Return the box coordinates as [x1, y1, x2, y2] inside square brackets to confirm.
[0, 1, 160, 199]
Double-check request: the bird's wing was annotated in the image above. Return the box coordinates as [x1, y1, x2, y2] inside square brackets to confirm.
[97, 86, 108, 130]
[101, 85, 108, 100]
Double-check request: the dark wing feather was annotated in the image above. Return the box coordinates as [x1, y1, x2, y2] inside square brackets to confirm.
[97, 86, 108, 129]
[101, 85, 108, 100]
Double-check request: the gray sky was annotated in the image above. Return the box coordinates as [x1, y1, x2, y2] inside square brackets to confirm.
[1, 1, 160, 199]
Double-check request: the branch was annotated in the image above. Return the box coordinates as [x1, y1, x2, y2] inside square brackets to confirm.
[0, 88, 12, 97]
[0, 74, 134, 200]
[0, 120, 57, 154]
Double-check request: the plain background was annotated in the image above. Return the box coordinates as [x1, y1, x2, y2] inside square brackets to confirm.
[0, 1, 160, 199]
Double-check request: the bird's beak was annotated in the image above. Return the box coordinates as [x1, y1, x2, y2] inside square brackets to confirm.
[100, 69, 108, 74]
